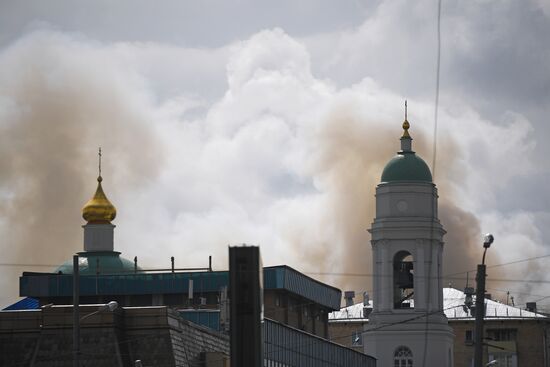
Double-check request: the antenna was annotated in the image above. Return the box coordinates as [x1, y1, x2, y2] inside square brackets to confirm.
[405, 100, 408, 121]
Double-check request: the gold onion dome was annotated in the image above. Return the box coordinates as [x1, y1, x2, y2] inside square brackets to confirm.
[82, 175, 117, 223]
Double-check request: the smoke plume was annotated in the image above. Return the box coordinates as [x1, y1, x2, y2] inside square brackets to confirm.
[0, 31, 161, 307]
[0, 27, 540, 310]
[291, 103, 490, 297]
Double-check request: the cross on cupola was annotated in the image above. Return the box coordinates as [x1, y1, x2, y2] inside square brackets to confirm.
[400, 100, 413, 152]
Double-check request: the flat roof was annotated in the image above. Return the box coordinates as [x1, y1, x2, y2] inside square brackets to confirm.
[20, 265, 342, 310]
[329, 288, 547, 321]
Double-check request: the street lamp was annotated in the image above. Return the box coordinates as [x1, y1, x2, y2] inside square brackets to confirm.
[80, 301, 119, 321]
[73, 254, 119, 367]
[474, 233, 494, 367]
[74, 301, 119, 366]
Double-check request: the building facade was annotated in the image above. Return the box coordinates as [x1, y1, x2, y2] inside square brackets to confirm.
[363, 116, 454, 366]
[329, 288, 550, 367]
[0, 305, 230, 367]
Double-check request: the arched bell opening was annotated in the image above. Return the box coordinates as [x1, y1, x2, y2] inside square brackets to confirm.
[393, 251, 414, 309]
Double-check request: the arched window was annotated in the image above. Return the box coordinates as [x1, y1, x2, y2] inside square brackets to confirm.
[394, 346, 413, 367]
[393, 251, 414, 309]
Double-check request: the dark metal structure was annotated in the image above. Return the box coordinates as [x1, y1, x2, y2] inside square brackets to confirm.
[229, 246, 263, 367]
[263, 318, 376, 367]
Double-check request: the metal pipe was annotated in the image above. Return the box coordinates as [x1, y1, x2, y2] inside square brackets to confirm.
[140, 267, 211, 272]
[481, 247, 488, 267]
[73, 255, 80, 367]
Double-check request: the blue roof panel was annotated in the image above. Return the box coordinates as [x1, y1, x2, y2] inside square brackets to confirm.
[2, 297, 39, 310]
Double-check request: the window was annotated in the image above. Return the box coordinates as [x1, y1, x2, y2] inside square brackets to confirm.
[394, 346, 413, 367]
[465, 330, 473, 345]
[393, 251, 414, 309]
[351, 330, 363, 347]
[488, 353, 517, 367]
[487, 329, 517, 341]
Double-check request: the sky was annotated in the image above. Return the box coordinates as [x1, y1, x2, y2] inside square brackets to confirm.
[0, 0, 549, 310]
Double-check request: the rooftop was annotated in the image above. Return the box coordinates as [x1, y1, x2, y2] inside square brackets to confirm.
[329, 288, 546, 322]
[18, 265, 342, 311]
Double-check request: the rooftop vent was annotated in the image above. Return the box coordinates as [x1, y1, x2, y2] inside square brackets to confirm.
[344, 291, 355, 307]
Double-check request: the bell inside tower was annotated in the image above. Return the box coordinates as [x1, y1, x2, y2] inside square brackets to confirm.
[393, 251, 414, 309]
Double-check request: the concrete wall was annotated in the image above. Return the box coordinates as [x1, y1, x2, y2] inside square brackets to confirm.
[0, 305, 229, 367]
[0, 310, 41, 367]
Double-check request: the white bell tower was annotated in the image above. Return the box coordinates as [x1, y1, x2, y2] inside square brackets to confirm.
[364, 109, 454, 367]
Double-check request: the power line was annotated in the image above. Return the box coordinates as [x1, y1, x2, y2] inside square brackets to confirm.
[432, 0, 442, 179]
[2, 252, 550, 284]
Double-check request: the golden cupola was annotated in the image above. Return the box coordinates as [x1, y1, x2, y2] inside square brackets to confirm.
[82, 175, 117, 223]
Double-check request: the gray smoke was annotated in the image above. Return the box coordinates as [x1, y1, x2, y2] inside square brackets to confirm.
[0, 31, 161, 307]
[301, 107, 488, 299]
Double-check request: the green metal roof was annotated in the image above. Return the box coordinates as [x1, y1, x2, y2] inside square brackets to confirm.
[380, 151, 432, 183]
[55, 252, 138, 275]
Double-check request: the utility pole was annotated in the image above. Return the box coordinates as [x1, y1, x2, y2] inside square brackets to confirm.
[473, 263, 486, 367]
[73, 255, 80, 367]
[473, 234, 494, 367]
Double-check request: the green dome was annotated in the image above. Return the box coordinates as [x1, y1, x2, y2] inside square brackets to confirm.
[55, 251, 140, 275]
[381, 152, 432, 183]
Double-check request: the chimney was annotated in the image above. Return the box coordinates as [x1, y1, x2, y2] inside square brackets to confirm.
[363, 292, 370, 306]
[526, 302, 537, 313]
[344, 291, 355, 307]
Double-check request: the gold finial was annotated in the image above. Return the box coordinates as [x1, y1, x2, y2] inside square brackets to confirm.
[402, 100, 411, 138]
[82, 148, 116, 223]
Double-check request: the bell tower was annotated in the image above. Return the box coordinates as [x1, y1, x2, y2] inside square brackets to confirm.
[363, 109, 454, 367]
